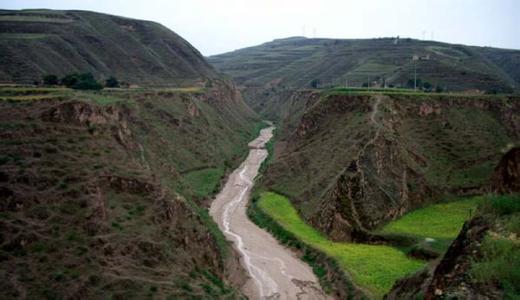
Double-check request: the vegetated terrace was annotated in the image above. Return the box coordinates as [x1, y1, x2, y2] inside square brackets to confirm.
[257, 192, 480, 297]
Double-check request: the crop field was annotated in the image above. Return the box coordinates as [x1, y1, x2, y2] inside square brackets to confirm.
[379, 197, 481, 252]
[257, 192, 424, 297]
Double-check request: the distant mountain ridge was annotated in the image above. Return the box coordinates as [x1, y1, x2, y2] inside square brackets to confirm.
[0, 9, 218, 86]
[209, 36, 520, 93]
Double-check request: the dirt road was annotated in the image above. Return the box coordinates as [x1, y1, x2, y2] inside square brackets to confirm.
[210, 126, 328, 299]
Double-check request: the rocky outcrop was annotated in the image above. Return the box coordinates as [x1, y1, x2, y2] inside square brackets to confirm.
[491, 147, 520, 193]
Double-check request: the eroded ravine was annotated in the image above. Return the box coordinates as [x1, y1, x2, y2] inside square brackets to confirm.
[210, 126, 328, 299]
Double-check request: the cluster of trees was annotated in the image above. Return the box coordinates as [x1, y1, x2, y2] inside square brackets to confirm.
[406, 78, 444, 93]
[42, 73, 119, 90]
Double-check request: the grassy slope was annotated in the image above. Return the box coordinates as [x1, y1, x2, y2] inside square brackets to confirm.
[0, 9, 217, 86]
[209, 37, 519, 93]
[0, 86, 258, 298]
[258, 192, 423, 297]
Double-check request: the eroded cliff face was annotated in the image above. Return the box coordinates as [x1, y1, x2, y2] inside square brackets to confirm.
[491, 147, 520, 194]
[264, 92, 519, 241]
[0, 86, 254, 298]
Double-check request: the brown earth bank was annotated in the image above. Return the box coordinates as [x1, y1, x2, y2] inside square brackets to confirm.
[262, 91, 519, 242]
[491, 147, 520, 194]
[0, 84, 258, 298]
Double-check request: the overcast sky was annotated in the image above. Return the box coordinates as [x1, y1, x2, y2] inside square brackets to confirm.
[2, 0, 519, 56]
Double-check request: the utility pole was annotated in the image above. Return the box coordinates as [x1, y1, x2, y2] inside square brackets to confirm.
[414, 60, 417, 91]
[367, 74, 370, 90]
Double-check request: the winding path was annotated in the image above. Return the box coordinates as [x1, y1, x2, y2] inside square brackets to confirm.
[210, 126, 328, 299]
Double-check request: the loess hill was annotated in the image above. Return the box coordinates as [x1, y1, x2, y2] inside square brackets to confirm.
[209, 37, 520, 117]
[0, 85, 259, 299]
[0, 9, 217, 86]
[0, 9, 260, 299]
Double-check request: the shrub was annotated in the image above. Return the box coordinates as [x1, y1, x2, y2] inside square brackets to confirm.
[488, 195, 520, 216]
[42, 74, 58, 85]
[105, 76, 119, 88]
[471, 236, 520, 298]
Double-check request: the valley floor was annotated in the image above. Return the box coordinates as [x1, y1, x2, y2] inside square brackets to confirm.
[210, 127, 328, 299]
[256, 192, 480, 298]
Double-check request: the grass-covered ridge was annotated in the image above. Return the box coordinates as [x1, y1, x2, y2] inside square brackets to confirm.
[257, 192, 424, 297]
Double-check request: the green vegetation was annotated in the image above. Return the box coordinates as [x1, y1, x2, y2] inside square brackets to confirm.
[42, 74, 58, 85]
[257, 192, 424, 297]
[379, 197, 481, 252]
[61, 73, 103, 90]
[471, 194, 520, 299]
[472, 235, 520, 298]
[184, 167, 224, 198]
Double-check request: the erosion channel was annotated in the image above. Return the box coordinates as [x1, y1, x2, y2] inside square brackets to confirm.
[210, 126, 328, 299]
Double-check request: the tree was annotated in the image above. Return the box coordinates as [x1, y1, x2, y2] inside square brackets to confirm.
[435, 86, 444, 93]
[61, 73, 80, 87]
[42, 75, 58, 85]
[72, 73, 103, 90]
[61, 73, 102, 90]
[105, 76, 119, 88]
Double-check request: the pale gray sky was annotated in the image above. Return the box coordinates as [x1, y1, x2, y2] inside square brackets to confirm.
[2, 0, 519, 55]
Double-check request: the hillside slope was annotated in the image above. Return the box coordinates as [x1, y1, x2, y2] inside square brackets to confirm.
[262, 91, 519, 241]
[0, 9, 217, 86]
[210, 37, 520, 112]
[0, 85, 258, 298]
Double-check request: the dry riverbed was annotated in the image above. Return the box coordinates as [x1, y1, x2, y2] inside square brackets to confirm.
[210, 126, 327, 299]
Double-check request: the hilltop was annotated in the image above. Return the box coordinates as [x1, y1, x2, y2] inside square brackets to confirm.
[0, 9, 217, 86]
[210, 37, 520, 95]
